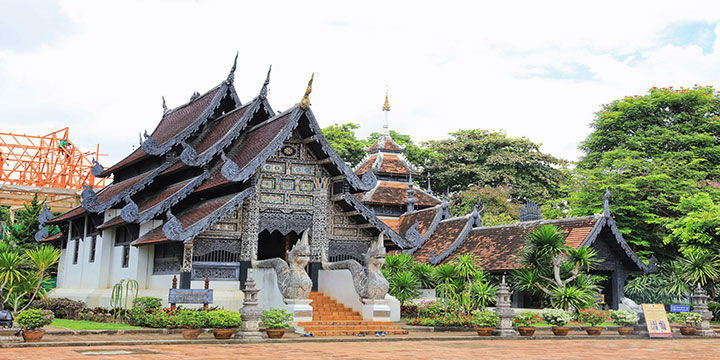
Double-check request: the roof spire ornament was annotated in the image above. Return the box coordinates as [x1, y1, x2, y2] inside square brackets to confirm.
[426, 170, 432, 194]
[603, 188, 611, 217]
[259, 65, 271, 99]
[381, 86, 390, 135]
[299, 73, 314, 110]
[226, 52, 238, 85]
[162, 96, 168, 114]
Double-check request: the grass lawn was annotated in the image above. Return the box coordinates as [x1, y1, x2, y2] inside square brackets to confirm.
[50, 319, 140, 330]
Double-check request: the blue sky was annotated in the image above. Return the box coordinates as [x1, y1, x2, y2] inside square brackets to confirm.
[1, 0, 720, 166]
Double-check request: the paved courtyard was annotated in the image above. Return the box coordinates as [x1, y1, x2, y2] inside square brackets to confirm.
[2, 339, 720, 360]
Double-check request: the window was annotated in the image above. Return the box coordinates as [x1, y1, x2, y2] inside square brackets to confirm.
[86, 214, 103, 237]
[121, 245, 130, 268]
[153, 242, 183, 274]
[115, 224, 139, 246]
[70, 218, 84, 240]
[72, 240, 79, 264]
[89, 235, 97, 263]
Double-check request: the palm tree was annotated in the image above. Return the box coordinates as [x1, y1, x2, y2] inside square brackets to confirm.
[433, 264, 459, 307]
[18, 245, 61, 312]
[680, 248, 720, 297]
[0, 250, 27, 310]
[388, 271, 420, 306]
[384, 253, 415, 278]
[412, 263, 436, 289]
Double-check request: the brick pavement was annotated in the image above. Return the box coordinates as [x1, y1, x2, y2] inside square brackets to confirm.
[2, 339, 720, 360]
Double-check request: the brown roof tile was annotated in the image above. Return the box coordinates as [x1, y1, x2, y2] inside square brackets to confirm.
[358, 181, 439, 208]
[354, 155, 377, 176]
[438, 216, 601, 270]
[103, 87, 221, 175]
[381, 217, 401, 233]
[49, 205, 86, 223]
[397, 207, 441, 238]
[413, 217, 469, 263]
[132, 225, 166, 246]
[366, 135, 405, 153]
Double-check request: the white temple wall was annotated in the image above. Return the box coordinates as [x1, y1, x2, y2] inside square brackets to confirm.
[255, 268, 288, 311]
[318, 269, 401, 321]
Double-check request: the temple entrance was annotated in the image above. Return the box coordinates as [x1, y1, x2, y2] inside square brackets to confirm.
[257, 230, 300, 261]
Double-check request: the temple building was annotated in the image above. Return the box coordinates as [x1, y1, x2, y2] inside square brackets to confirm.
[46, 60, 408, 311]
[43, 58, 651, 314]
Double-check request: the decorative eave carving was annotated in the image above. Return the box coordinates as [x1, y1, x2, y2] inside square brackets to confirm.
[91, 158, 104, 177]
[134, 172, 211, 224]
[34, 205, 53, 242]
[82, 160, 174, 213]
[580, 215, 652, 273]
[429, 216, 474, 265]
[404, 205, 445, 253]
[120, 196, 139, 223]
[162, 186, 256, 241]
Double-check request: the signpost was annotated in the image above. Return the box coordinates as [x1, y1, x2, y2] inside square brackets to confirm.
[169, 276, 213, 310]
[642, 304, 672, 338]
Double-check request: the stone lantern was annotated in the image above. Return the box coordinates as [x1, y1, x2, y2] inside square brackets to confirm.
[494, 275, 517, 336]
[690, 283, 717, 337]
[238, 269, 263, 338]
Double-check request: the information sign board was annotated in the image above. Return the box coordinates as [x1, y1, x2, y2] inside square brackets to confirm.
[670, 304, 690, 313]
[642, 303, 672, 338]
[168, 289, 213, 304]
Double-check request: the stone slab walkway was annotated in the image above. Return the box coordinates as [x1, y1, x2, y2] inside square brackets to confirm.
[2, 339, 720, 359]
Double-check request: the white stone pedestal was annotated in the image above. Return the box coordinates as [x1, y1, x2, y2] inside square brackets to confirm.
[361, 298, 391, 321]
[284, 298, 313, 323]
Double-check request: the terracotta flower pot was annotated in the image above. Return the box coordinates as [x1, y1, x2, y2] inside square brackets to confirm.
[680, 326, 696, 336]
[213, 329, 234, 339]
[476, 327, 494, 336]
[552, 326, 569, 336]
[266, 328, 285, 338]
[182, 329, 201, 339]
[517, 327, 535, 336]
[617, 327, 634, 336]
[585, 327, 603, 336]
[21, 329, 44, 342]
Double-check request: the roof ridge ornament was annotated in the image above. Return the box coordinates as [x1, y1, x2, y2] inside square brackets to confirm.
[259, 65, 271, 99]
[91, 158, 105, 177]
[162, 96, 168, 114]
[189, 91, 201, 102]
[426, 170, 432, 194]
[299, 73, 314, 110]
[519, 201, 542, 222]
[34, 205, 53, 242]
[472, 201, 485, 227]
[405, 172, 416, 213]
[226, 52, 238, 85]
[603, 188, 611, 217]
[121, 195, 139, 222]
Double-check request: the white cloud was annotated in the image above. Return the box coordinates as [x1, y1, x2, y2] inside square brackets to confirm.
[1, 0, 720, 165]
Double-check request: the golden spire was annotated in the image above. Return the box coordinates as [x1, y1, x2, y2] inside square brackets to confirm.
[299, 73, 314, 110]
[382, 88, 390, 111]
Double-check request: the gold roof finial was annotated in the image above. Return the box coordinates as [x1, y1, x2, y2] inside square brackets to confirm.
[299, 73, 314, 110]
[382, 87, 390, 111]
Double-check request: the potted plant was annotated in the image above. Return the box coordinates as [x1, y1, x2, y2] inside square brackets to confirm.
[15, 309, 54, 342]
[577, 308, 611, 335]
[611, 310, 638, 335]
[472, 309, 499, 336]
[513, 311, 542, 336]
[207, 309, 242, 339]
[543, 308, 573, 336]
[261, 308, 293, 338]
[681, 312, 701, 336]
[175, 309, 208, 339]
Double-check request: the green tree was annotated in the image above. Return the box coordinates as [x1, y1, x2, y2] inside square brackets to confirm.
[666, 193, 720, 254]
[321, 123, 369, 166]
[568, 85, 720, 260]
[423, 129, 570, 205]
[452, 185, 521, 225]
[8, 194, 46, 250]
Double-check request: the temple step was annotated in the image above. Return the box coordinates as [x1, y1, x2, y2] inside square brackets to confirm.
[305, 291, 406, 337]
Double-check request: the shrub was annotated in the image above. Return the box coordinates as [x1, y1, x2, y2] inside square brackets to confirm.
[611, 310, 639, 326]
[417, 300, 445, 319]
[16, 309, 54, 330]
[684, 312, 702, 326]
[78, 307, 114, 323]
[33, 298, 85, 319]
[543, 308, 573, 327]
[133, 297, 162, 310]
[708, 302, 720, 321]
[208, 310, 242, 329]
[577, 308, 611, 327]
[472, 309, 499, 327]
[401, 304, 418, 318]
[127, 307, 178, 328]
[512, 311, 542, 327]
[175, 309, 208, 329]
[261, 308, 292, 329]
[405, 313, 479, 328]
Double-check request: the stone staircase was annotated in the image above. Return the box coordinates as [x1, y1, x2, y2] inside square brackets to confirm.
[296, 292, 407, 337]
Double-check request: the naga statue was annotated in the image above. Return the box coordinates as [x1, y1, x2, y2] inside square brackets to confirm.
[251, 228, 313, 299]
[321, 232, 389, 300]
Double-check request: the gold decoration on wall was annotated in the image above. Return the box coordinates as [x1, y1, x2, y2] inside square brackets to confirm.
[299, 73, 314, 110]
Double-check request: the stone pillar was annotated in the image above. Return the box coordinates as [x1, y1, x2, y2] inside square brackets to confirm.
[494, 276, 517, 336]
[180, 239, 193, 289]
[241, 194, 259, 261]
[691, 284, 717, 337]
[238, 269, 263, 338]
